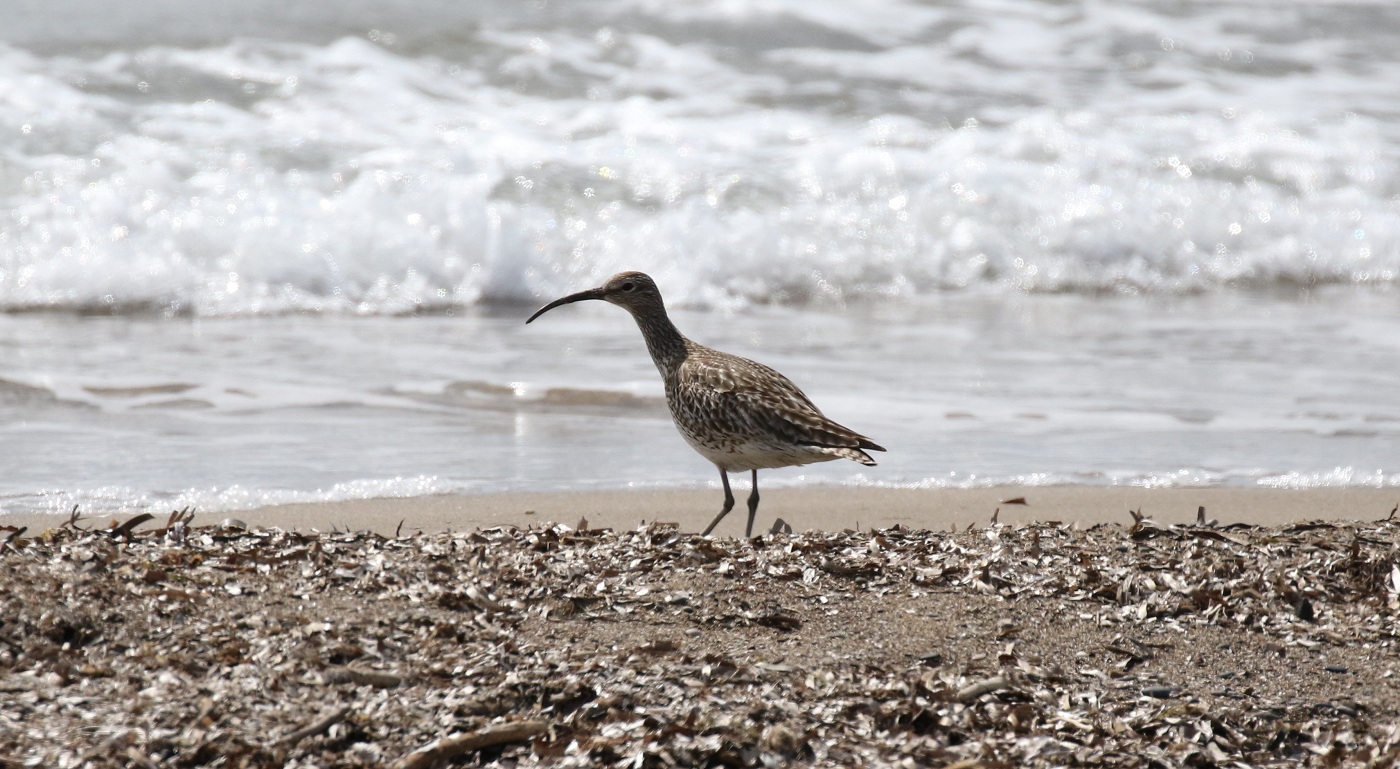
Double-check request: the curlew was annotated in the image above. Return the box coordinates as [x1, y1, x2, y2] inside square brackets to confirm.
[526, 271, 885, 537]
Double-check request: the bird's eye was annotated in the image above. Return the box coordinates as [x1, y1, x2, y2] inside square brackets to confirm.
[621, 282, 635, 292]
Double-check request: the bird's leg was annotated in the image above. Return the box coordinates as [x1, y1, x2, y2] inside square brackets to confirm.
[701, 468, 735, 536]
[744, 469, 760, 538]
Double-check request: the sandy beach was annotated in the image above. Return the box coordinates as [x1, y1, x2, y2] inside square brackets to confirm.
[5, 495, 1400, 767]
[5, 485, 1396, 537]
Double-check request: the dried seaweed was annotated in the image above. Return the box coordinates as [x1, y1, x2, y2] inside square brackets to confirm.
[3, 514, 1400, 767]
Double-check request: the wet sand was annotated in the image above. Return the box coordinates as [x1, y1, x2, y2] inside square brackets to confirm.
[5, 486, 1397, 535]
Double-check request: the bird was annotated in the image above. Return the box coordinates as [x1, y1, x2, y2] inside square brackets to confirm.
[526, 271, 885, 537]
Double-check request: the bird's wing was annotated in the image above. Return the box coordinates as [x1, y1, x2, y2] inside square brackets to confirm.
[677, 350, 883, 452]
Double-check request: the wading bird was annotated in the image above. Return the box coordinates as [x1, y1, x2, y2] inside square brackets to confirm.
[526, 271, 884, 537]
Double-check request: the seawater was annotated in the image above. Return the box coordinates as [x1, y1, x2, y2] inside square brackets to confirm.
[2, 0, 1399, 515]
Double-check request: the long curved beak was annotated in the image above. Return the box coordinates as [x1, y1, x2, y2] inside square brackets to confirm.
[525, 287, 607, 324]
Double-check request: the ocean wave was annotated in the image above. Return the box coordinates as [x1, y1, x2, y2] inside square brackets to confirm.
[2, 0, 1399, 316]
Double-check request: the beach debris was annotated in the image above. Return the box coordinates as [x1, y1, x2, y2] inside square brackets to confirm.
[108, 513, 154, 537]
[272, 704, 352, 749]
[323, 666, 405, 688]
[393, 720, 549, 769]
[3, 515, 1400, 766]
[1, 525, 25, 551]
[956, 675, 1013, 702]
[1296, 596, 1316, 622]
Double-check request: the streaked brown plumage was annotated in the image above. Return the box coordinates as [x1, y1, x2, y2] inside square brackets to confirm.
[526, 271, 885, 537]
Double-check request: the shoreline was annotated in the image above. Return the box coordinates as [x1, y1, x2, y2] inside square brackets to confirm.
[4, 485, 1397, 536]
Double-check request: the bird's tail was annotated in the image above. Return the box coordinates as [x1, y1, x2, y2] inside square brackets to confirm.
[829, 447, 879, 466]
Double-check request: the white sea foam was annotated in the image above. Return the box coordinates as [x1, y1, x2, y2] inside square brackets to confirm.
[1257, 468, 1400, 490]
[3, 0, 1399, 315]
[8, 476, 465, 517]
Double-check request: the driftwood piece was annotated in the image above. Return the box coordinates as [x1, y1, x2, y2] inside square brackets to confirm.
[957, 676, 1012, 702]
[273, 704, 351, 749]
[324, 666, 404, 688]
[393, 720, 548, 769]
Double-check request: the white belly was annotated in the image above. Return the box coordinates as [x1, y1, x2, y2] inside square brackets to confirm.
[675, 427, 843, 472]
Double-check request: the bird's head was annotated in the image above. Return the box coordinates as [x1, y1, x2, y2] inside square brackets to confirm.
[525, 271, 665, 323]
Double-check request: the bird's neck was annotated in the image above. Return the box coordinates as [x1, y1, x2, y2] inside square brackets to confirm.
[631, 310, 689, 378]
